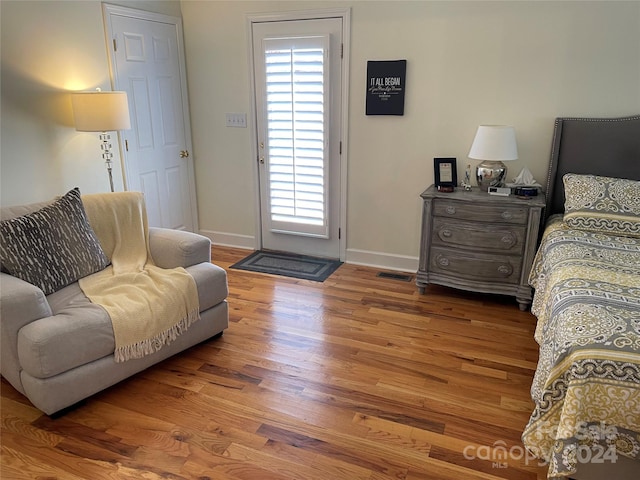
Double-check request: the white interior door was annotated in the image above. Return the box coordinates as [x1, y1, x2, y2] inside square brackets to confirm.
[252, 17, 343, 259]
[103, 5, 197, 231]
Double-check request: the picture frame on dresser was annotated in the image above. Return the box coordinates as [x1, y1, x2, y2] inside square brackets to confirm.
[433, 157, 457, 192]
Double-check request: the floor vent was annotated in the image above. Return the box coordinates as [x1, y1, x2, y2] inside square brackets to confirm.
[377, 272, 412, 282]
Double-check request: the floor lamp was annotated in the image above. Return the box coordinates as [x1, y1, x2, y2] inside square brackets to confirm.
[71, 89, 131, 192]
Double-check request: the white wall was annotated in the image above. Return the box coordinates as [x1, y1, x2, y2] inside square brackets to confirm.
[1, 1, 639, 270]
[0, 0, 181, 205]
[181, 0, 640, 268]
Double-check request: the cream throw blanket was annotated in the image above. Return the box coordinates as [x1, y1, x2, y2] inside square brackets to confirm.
[78, 192, 200, 363]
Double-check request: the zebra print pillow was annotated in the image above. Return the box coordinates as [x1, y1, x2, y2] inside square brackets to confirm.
[0, 188, 109, 295]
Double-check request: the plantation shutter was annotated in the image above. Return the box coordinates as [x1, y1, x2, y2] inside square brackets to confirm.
[263, 35, 330, 238]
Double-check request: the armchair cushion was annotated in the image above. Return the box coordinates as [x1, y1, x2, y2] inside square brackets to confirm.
[15, 262, 228, 380]
[0, 188, 109, 295]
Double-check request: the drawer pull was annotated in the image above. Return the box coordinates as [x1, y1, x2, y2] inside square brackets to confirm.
[497, 265, 512, 275]
[501, 234, 516, 246]
[501, 211, 513, 220]
[441, 229, 452, 238]
[438, 257, 450, 267]
[445, 206, 456, 215]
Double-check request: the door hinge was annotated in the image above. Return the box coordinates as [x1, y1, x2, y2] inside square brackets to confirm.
[341, 43, 343, 59]
[339, 228, 341, 240]
[339, 141, 342, 155]
[125, 139, 128, 152]
[113, 38, 117, 52]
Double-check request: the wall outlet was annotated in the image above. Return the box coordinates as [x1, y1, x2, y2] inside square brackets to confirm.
[225, 113, 247, 128]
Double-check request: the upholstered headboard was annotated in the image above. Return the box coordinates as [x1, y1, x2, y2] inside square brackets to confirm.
[544, 115, 640, 218]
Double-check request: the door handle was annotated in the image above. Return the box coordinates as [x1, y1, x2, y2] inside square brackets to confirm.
[180, 150, 190, 158]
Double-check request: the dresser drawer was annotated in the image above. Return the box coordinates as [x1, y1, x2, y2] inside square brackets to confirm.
[433, 200, 528, 225]
[429, 246, 522, 284]
[432, 217, 526, 254]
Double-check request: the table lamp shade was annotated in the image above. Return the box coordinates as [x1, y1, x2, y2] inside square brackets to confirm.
[71, 91, 131, 132]
[468, 125, 518, 161]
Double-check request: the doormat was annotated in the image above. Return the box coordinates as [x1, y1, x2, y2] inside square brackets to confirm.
[230, 250, 342, 282]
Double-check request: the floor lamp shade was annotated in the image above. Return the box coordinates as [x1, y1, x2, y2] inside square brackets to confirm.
[71, 90, 131, 192]
[71, 91, 131, 132]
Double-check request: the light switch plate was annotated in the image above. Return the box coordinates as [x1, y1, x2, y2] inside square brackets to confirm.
[225, 113, 247, 128]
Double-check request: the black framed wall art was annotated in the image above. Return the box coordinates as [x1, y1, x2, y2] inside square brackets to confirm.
[434, 158, 457, 192]
[366, 60, 407, 115]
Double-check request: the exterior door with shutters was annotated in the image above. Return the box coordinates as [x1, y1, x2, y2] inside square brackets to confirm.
[103, 4, 197, 231]
[252, 16, 344, 259]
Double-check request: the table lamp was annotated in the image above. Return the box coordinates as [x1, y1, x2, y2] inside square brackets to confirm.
[468, 125, 518, 192]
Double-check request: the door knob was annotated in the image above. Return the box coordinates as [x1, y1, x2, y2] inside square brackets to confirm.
[180, 150, 190, 158]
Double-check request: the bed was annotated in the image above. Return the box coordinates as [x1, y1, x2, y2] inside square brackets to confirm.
[521, 115, 640, 480]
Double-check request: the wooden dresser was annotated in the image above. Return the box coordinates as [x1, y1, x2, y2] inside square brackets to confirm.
[416, 185, 545, 310]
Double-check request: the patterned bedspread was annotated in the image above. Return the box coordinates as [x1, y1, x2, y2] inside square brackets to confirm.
[522, 215, 640, 478]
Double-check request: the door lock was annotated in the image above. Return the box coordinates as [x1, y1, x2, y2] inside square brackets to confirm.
[180, 150, 190, 158]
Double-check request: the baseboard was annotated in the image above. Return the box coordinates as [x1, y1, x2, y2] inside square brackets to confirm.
[199, 230, 255, 250]
[346, 248, 418, 273]
[200, 230, 418, 273]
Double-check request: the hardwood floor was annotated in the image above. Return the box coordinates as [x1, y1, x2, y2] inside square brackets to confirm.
[1, 246, 548, 480]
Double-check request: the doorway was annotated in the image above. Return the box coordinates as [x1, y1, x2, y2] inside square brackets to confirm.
[249, 10, 350, 260]
[103, 4, 198, 231]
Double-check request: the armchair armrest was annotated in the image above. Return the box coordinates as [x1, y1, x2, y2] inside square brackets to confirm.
[0, 272, 53, 393]
[0, 272, 52, 327]
[148, 227, 211, 269]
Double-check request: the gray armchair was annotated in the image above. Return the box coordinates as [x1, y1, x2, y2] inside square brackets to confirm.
[1, 197, 228, 415]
